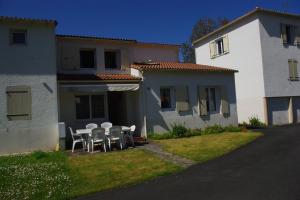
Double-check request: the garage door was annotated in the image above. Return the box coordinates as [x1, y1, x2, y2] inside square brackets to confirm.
[267, 97, 290, 125]
[293, 97, 300, 123]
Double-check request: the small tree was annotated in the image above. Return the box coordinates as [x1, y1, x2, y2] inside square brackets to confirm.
[181, 18, 229, 63]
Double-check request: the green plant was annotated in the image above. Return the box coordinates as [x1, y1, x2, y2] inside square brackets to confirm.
[171, 124, 188, 138]
[148, 132, 174, 140]
[248, 116, 266, 128]
[203, 125, 225, 135]
[224, 125, 242, 132]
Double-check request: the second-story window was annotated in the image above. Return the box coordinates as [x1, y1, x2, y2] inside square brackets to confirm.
[281, 24, 298, 45]
[105, 50, 121, 69]
[209, 35, 229, 59]
[80, 49, 96, 68]
[10, 29, 27, 45]
[216, 38, 224, 55]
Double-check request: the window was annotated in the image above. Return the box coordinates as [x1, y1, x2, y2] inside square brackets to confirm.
[75, 95, 105, 120]
[10, 29, 27, 45]
[216, 38, 224, 55]
[205, 88, 217, 112]
[80, 49, 95, 68]
[209, 35, 229, 58]
[160, 88, 172, 109]
[6, 86, 31, 120]
[288, 59, 298, 81]
[281, 24, 298, 45]
[105, 50, 120, 69]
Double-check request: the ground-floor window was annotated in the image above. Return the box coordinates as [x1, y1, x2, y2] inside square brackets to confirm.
[75, 94, 105, 120]
[205, 87, 217, 112]
[160, 87, 172, 109]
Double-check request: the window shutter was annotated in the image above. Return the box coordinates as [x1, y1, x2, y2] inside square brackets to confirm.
[293, 60, 298, 79]
[176, 86, 189, 112]
[221, 86, 230, 115]
[288, 59, 294, 79]
[281, 24, 287, 44]
[6, 86, 31, 120]
[198, 86, 208, 116]
[223, 35, 229, 53]
[209, 42, 216, 58]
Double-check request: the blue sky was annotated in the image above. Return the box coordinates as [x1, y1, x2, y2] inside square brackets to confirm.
[1, 0, 300, 44]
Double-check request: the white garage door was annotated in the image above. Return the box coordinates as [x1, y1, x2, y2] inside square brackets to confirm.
[293, 97, 300, 123]
[267, 97, 290, 125]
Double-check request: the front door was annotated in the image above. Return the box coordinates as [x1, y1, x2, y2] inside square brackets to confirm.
[107, 92, 127, 125]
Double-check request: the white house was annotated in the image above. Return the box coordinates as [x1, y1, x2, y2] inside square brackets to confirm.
[0, 17, 59, 154]
[193, 7, 300, 125]
[0, 16, 238, 154]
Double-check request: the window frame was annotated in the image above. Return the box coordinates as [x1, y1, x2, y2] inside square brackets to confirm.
[288, 59, 299, 81]
[216, 38, 224, 55]
[104, 50, 121, 69]
[10, 29, 27, 45]
[160, 87, 173, 110]
[205, 87, 217, 113]
[75, 94, 106, 121]
[79, 49, 96, 69]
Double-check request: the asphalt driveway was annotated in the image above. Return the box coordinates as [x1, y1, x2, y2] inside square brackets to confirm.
[77, 125, 300, 200]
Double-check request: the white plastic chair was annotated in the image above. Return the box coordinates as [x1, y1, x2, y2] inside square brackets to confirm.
[101, 122, 112, 135]
[90, 128, 107, 153]
[86, 123, 98, 130]
[129, 125, 136, 147]
[109, 126, 124, 150]
[69, 127, 85, 153]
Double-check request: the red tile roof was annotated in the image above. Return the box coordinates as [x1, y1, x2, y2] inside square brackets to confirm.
[57, 73, 141, 81]
[131, 62, 237, 73]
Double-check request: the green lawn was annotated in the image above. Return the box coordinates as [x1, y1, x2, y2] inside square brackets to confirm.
[154, 132, 263, 162]
[0, 149, 181, 200]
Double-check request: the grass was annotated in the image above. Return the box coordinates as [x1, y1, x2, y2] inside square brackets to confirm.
[68, 149, 181, 197]
[0, 149, 181, 200]
[154, 132, 263, 162]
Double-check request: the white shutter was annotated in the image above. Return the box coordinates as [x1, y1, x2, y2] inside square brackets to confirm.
[176, 86, 189, 112]
[209, 42, 216, 58]
[288, 59, 295, 79]
[221, 86, 229, 115]
[294, 60, 298, 79]
[223, 35, 229, 53]
[198, 86, 208, 116]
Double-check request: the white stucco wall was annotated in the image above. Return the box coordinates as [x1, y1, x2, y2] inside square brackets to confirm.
[0, 22, 58, 154]
[194, 15, 266, 123]
[142, 71, 238, 133]
[57, 38, 179, 74]
[259, 13, 300, 97]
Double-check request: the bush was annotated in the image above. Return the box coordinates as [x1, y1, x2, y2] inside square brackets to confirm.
[148, 132, 173, 140]
[248, 116, 266, 128]
[171, 123, 188, 138]
[202, 125, 225, 135]
[224, 125, 242, 132]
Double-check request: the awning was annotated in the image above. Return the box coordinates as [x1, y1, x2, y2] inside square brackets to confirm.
[60, 84, 139, 92]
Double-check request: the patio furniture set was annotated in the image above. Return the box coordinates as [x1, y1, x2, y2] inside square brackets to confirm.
[69, 122, 136, 153]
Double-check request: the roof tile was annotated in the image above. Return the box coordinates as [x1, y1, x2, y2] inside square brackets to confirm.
[57, 73, 141, 81]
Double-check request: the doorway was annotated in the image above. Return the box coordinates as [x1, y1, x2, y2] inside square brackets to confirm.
[107, 91, 127, 125]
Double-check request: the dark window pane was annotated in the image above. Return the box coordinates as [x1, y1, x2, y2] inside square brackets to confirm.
[91, 95, 105, 118]
[160, 88, 171, 109]
[80, 50, 95, 68]
[12, 32, 26, 44]
[75, 96, 90, 119]
[105, 51, 117, 68]
[209, 88, 216, 111]
[217, 39, 224, 54]
[205, 88, 210, 111]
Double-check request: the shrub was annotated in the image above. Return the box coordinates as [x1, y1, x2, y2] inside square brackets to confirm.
[224, 125, 242, 132]
[248, 116, 266, 128]
[148, 132, 174, 140]
[203, 125, 225, 135]
[171, 123, 188, 138]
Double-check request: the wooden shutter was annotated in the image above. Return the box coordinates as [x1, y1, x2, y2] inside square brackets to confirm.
[198, 86, 208, 116]
[223, 35, 229, 53]
[6, 86, 31, 120]
[293, 60, 298, 79]
[176, 86, 189, 112]
[288, 59, 295, 79]
[221, 86, 230, 115]
[209, 42, 216, 58]
[281, 24, 287, 44]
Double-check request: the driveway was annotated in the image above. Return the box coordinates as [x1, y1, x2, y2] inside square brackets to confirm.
[77, 125, 300, 200]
